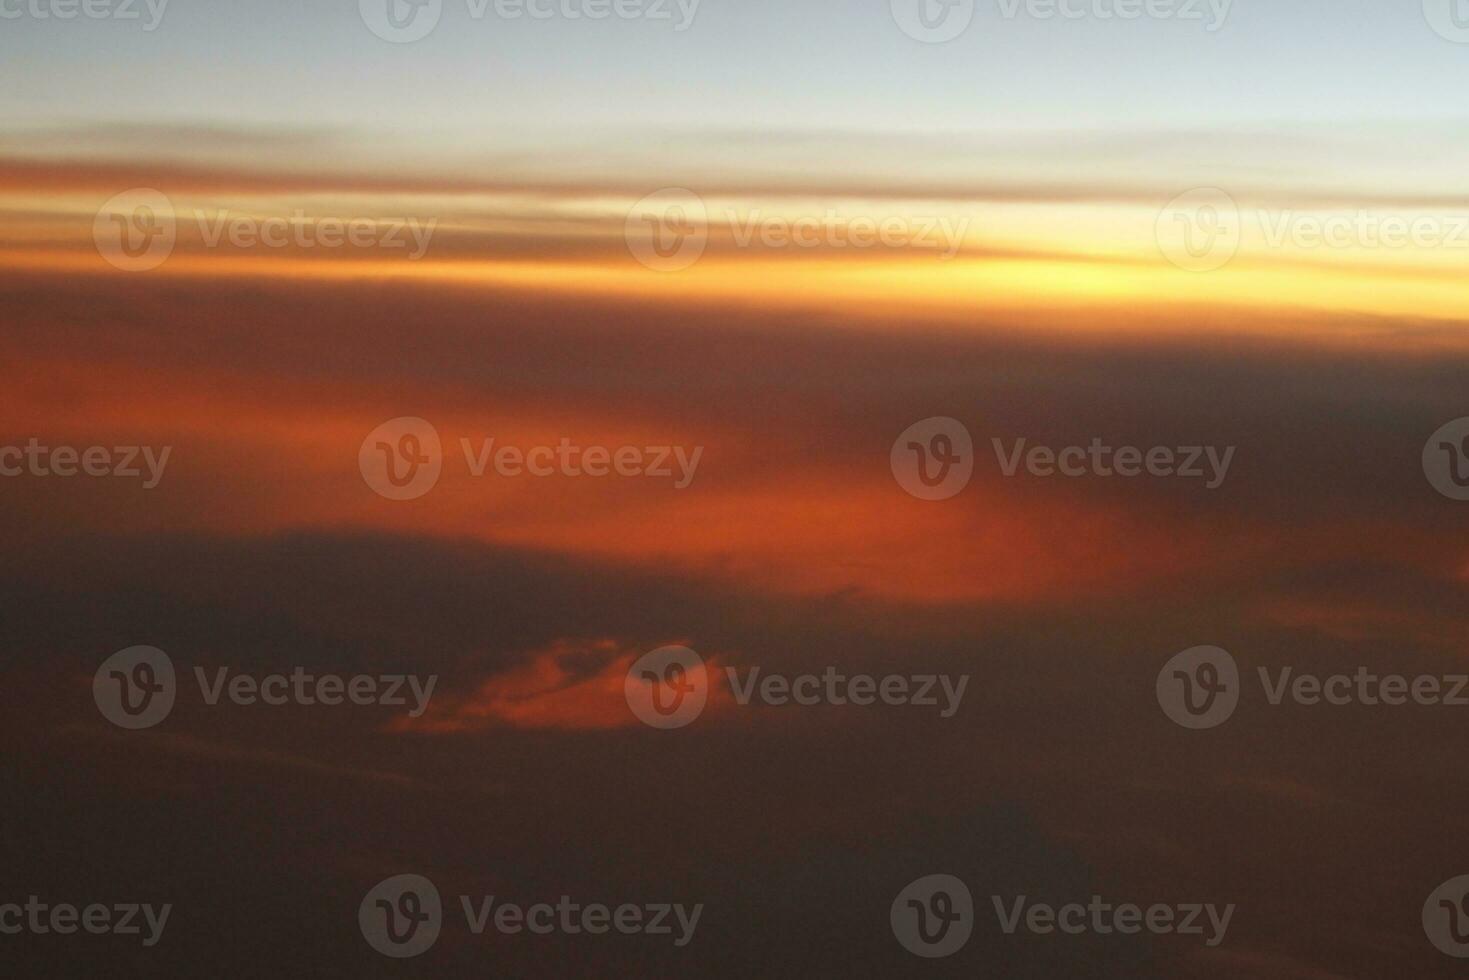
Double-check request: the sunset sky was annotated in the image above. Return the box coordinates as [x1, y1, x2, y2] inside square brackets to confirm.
[4, 1, 1469, 977]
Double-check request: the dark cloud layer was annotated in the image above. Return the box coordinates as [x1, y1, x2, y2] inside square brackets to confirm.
[2, 264, 1467, 977]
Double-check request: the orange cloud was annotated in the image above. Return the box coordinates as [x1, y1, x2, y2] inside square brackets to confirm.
[390, 639, 727, 733]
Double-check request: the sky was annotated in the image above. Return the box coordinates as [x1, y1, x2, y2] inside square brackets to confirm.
[5, 0, 1469, 152]
[3, 1, 1469, 978]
